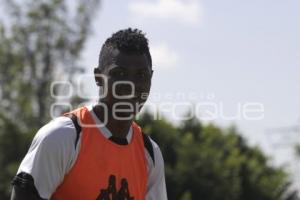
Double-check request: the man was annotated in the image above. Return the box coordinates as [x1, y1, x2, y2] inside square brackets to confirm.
[11, 28, 168, 200]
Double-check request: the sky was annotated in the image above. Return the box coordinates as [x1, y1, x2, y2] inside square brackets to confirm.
[79, 0, 300, 186]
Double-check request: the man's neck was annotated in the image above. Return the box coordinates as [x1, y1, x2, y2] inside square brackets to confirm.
[93, 104, 133, 139]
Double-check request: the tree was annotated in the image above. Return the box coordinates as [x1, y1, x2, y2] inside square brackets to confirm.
[137, 112, 299, 200]
[0, 0, 100, 198]
[0, 0, 100, 128]
[295, 144, 300, 157]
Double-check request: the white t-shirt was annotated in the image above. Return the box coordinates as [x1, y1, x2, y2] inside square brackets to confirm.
[17, 106, 168, 200]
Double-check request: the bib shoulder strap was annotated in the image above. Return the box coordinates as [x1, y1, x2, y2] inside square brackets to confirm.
[142, 132, 155, 165]
[65, 113, 81, 149]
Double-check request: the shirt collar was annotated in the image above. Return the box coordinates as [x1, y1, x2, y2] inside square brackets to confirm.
[86, 104, 133, 143]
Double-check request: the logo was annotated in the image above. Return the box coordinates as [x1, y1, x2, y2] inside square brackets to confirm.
[96, 175, 134, 200]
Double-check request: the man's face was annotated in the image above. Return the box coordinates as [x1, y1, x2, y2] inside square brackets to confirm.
[95, 49, 153, 119]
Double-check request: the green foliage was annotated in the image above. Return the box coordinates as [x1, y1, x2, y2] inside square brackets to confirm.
[0, 112, 33, 198]
[0, 0, 100, 128]
[0, 0, 100, 198]
[137, 114, 299, 200]
[295, 145, 300, 157]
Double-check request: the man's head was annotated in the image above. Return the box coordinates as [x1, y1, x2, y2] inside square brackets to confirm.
[94, 28, 153, 119]
[97, 28, 152, 71]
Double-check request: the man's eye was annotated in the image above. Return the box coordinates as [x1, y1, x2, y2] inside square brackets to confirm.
[118, 71, 125, 76]
[112, 71, 126, 77]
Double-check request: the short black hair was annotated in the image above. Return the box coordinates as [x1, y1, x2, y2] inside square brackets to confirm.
[98, 28, 152, 70]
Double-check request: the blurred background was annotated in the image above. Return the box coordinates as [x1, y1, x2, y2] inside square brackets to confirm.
[0, 0, 300, 199]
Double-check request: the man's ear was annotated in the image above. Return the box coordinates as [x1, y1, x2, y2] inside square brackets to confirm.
[94, 68, 103, 86]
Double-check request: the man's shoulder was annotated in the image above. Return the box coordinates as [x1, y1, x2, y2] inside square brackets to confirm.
[148, 137, 160, 149]
[32, 116, 77, 147]
[148, 137, 163, 160]
[141, 133, 164, 167]
[15, 116, 79, 199]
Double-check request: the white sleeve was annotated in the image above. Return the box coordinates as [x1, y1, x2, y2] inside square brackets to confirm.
[17, 117, 79, 199]
[145, 139, 168, 200]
